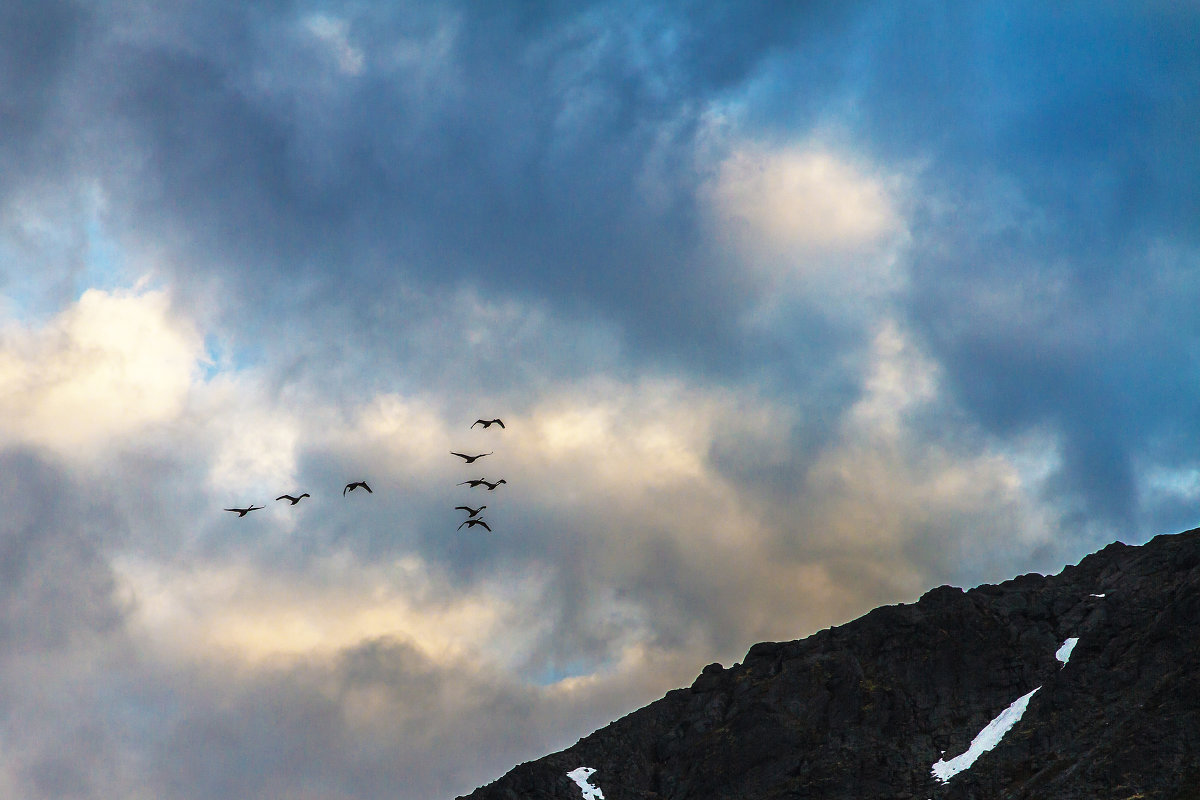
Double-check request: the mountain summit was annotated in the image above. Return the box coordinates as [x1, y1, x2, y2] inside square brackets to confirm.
[460, 529, 1200, 799]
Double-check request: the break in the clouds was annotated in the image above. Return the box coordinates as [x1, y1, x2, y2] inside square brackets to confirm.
[0, 1, 1197, 798]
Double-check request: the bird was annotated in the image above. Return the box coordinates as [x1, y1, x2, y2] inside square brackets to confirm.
[344, 481, 373, 496]
[224, 505, 263, 517]
[458, 518, 492, 532]
[471, 418, 505, 429]
[481, 479, 507, 491]
[450, 451, 493, 464]
[455, 505, 486, 518]
[275, 493, 310, 505]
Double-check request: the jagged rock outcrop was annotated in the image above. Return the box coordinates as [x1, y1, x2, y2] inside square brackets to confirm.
[460, 528, 1200, 799]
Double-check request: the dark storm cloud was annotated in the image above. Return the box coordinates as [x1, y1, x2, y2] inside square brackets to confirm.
[0, 449, 134, 799]
[146, 636, 642, 800]
[0, 0, 89, 193]
[6, 0, 868, 372]
[748, 1, 1200, 532]
[0, 449, 126, 651]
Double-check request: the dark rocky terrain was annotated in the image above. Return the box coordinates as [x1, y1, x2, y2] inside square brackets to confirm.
[460, 528, 1200, 800]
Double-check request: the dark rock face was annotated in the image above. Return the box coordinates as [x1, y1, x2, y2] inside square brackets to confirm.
[459, 529, 1200, 800]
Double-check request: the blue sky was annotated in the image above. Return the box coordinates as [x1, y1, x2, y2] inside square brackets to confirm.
[1, 2, 1198, 797]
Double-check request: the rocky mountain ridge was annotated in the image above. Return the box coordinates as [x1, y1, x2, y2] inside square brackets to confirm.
[460, 528, 1200, 799]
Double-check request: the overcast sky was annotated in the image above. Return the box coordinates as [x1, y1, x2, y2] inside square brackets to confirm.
[2, 1, 1198, 797]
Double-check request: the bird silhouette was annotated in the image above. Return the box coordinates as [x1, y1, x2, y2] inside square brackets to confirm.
[344, 481, 373, 496]
[224, 505, 264, 517]
[458, 518, 493, 532]
[275, 493, 310, 505]
[471, 419, 505, 429]
[481, 478, 507, 491]
[450, 451, 493, 464]
[455, 505, 486, 518]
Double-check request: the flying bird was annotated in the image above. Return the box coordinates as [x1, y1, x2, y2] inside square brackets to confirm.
[458, 478, 506, 490]
[275, 493, 310, 505]
[344, 481, 373, 496]
[458, 518, 492, 532]
[224, 505, 264, 517]
[450, 451, 493, 464]
[455, 505, 486, 518]
[471, 419, 505, 429]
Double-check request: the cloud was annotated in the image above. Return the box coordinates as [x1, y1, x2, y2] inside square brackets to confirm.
[0, 1, 1197, 798]
[705, 138, 903, 258]
[0, 285, 204, 455]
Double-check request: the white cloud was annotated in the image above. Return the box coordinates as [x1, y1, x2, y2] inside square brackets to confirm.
[115, 552, 551, 668]
[0, 286, 204, 455]
[697, 134, 913, 335]
[709, 142, 900, 251]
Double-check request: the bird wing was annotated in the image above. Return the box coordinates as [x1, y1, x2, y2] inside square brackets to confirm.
[450, 452, 470, 460]
[362, 482, 372, 492]
[477, 520, 492, 531]
[343, 484, 351, 495]
[276, 495, 292, 502]
[495, 420, 505, 428]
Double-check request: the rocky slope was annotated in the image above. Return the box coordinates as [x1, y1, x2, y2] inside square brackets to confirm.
[460, 528, 1200, 799]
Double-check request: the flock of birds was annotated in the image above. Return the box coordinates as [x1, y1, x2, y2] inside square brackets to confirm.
[453, 417, 506, 532]
[223, 418, 507, 534]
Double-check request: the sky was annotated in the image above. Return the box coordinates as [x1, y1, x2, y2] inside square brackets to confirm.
[1, 1, 1198, 797]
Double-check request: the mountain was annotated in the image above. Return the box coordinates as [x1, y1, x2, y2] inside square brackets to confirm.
[459, 528, 1200, 799]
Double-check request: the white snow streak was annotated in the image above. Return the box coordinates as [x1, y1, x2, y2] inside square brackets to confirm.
[1055, 637, 1079, 666]
[567, 767, 605, 800]
[930, 687, 1040, 783]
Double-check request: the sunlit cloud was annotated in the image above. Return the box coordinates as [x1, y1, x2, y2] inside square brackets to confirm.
[0, 286, 203, 455]
[114, 554, 542, 667]
[709, 142, 900, 250]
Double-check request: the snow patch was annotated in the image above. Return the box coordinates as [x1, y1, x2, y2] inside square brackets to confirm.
[1055, 637, 1079, 666]
[931, 687, 1040, 783]
[567, 767, 605, 800]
